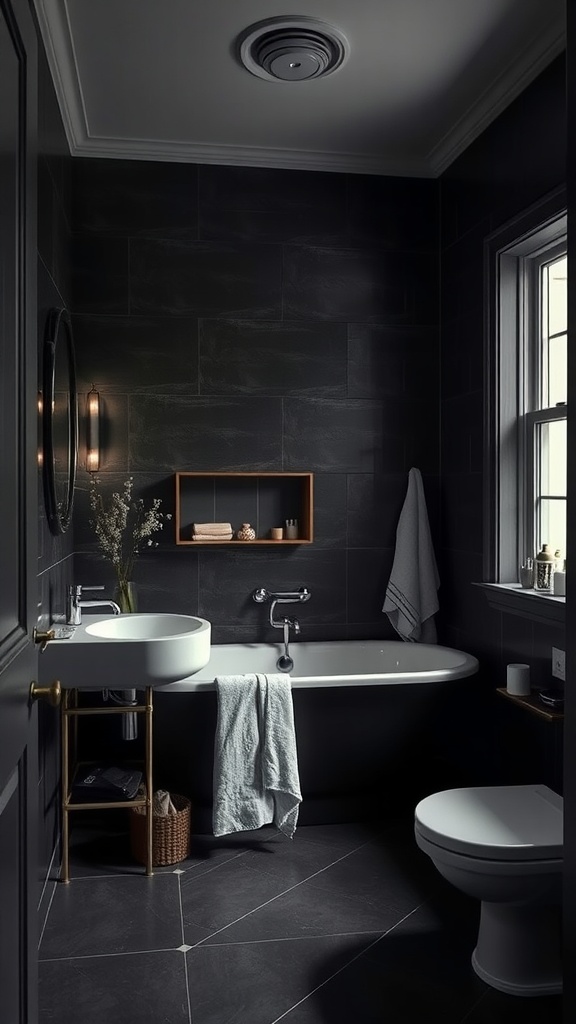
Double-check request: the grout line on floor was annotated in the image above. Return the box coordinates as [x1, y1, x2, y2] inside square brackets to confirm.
[177, 864, 194, 1024]
[190, 839, 371, 948]
[58, 870, 148, 882]
[177, 871, 186, 947]
[193, 928, 385, 949]
[179, 874, 194, 1024]
[38, 945, 184, 964]
[38, 880, 58, 952]
[267, 902, 427, 1024]
[38, 836, 61, 912]
[179, 849, 251, 881]
[458, 989, 492, 1023]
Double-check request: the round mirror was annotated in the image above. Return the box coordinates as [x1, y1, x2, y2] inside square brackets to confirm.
[42, 307, 78, 534]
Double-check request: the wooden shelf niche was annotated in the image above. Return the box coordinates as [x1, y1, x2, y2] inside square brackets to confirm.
[175, 472, 313, 546]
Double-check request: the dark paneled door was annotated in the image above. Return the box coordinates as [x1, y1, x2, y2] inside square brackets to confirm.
[0, 0, 39, 1022]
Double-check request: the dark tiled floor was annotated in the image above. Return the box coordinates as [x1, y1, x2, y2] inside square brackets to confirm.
[38, 815, 563, 1024]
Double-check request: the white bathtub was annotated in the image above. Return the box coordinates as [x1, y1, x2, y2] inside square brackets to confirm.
[153, 639, 479, 828]
[158, 640, 479, 690]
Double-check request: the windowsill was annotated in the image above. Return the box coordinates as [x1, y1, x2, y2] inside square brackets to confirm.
[474, 582, 566, 626]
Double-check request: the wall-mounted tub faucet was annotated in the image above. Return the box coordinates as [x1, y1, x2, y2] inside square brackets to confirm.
[253, 588, 310, 672]
[253, 587, 311, 608]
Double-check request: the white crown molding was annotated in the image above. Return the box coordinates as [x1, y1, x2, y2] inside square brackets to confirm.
[34, 0, 565, 180]
[33, 0, 89, 155]
[66, 134, 431, 178]
[427, 19, 566, 177]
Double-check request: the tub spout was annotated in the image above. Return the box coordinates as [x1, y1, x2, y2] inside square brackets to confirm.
[277, 617, 298, 673]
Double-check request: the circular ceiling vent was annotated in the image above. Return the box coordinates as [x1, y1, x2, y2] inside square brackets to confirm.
[238, 16, 349, 82]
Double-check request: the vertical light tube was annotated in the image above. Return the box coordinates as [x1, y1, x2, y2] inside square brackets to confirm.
[86, 387, 100, 472]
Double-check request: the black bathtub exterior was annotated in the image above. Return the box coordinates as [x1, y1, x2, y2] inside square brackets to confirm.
[152, 677, 472, 831]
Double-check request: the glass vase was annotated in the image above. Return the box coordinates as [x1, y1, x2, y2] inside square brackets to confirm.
[114, 580, 137, 613]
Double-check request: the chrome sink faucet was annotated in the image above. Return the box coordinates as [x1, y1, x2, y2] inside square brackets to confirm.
[66, 585, 121, 625]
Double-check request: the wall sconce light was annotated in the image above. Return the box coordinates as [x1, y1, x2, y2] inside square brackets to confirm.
[86, 386, 100, 473]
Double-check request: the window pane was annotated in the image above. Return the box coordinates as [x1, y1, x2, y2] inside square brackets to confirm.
[538, 497, 566, 559]
[549, 333, 567, 406]
[541, 255, 567, 407]
[548, 255, 567, 336]
[538, 418, 567, 495]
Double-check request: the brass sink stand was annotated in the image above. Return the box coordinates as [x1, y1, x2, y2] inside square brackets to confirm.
[60, 686, 153, 882]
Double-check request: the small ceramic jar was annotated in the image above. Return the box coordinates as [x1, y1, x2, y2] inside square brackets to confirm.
[237, 523, 256, 541]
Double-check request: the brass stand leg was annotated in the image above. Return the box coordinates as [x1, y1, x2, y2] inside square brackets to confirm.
[145, 687, 153, 876]
[61, 689, 70, 883]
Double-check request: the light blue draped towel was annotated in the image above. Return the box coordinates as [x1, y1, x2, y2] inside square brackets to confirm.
[213, 673, 302, 839]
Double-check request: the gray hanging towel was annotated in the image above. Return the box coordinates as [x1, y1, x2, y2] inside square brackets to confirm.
[213, 673, 301, 838]
[383, 467, 440, 642]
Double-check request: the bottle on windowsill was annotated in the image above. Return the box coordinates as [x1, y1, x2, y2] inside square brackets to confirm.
[519, 557, 534, 589]
[553, 559, 566, 597]
[534, 544, 554, 592]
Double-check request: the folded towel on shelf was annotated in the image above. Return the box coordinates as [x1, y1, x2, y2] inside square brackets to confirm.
[213, 673, 302, 839]
[383, 467, 440, 643]
[192, 522, 233, 535]
[192, 532, 233, 541]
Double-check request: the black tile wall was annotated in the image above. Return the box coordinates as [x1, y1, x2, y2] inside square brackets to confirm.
[37, 47, 74, 906]
[438, 53, 567, 789]
[71, 236, 129, 314]
[72, 158, 199, 238]
[74, 314, 198, 393]
[71, 158, 441, 641]
[198, 319, 348, 397]
[129, 239, 283, 318]
[198, 165, 349, 245]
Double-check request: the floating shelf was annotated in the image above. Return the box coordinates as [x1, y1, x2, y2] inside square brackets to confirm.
[496, 688, 564, 722]
[175, 472, 313, 546]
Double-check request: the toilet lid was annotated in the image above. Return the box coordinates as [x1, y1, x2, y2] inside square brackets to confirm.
[414, 785, 563, 861]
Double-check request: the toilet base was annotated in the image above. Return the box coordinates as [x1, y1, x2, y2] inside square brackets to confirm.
[471, 901, 562, 997]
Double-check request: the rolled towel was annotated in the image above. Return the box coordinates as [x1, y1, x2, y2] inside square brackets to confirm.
[192, 522, 233, 535]
[190, 536, 230, 544]
[153, 789, 177, 816]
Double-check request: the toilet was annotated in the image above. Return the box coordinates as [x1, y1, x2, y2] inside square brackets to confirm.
[414, 784, 563, 997]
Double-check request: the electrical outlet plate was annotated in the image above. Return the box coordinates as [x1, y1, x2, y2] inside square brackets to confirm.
[552, 647, 565, 681]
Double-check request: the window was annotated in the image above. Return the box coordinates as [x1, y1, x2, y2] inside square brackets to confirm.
[524, 248, 567, 563]
[484, 190, 567, 593]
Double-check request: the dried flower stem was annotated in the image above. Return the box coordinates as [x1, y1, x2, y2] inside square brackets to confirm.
[89, 477, 171, 593]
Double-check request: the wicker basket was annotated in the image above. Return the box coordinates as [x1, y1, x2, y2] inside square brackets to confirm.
[130, 793, 191, 867]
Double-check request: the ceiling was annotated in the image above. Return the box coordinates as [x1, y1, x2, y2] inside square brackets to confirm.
[34, 0, 565, 177]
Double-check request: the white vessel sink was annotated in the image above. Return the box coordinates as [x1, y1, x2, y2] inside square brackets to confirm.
[40, 613, 211, 689]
